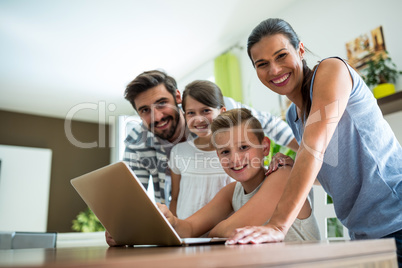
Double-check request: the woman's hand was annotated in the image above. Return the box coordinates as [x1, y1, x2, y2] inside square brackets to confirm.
[225, 225, 285, 245]
[266, 153, 294, 176]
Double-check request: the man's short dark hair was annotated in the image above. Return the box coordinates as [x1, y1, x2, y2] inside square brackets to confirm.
[124, 70, 178, 110]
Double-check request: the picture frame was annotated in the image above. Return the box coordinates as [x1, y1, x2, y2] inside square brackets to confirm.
[345, 26, 386, 71]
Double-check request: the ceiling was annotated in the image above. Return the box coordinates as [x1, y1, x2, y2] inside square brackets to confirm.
[0, 0, 297, 122]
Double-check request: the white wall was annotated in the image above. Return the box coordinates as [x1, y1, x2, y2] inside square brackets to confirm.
[0, 145, 52, 232]
[177, 60, 215, 93]
[384, 111, 402, 144]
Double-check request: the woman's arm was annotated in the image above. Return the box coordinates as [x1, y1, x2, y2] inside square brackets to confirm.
[169, 171, 181, 216]
[227, 58, 352, 244]
[266, 153, 321, 185]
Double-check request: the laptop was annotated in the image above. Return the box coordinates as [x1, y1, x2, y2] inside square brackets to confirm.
[71, 161, 226, 246]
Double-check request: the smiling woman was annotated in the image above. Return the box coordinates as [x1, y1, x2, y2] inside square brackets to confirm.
[228, 18, 402, 267]
[248, 30, 307, 112]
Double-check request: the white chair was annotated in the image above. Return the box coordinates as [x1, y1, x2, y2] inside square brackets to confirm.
[312, 186, 350, 241]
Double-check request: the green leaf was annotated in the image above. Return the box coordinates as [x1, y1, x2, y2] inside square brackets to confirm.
[71, 207, 105, 232]
[362, 52, 401, 87]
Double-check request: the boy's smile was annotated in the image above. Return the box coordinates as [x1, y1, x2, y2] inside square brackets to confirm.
[214, 123, 270, 193]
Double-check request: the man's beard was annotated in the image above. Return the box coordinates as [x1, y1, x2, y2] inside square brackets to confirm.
[149, 109, 181, 141]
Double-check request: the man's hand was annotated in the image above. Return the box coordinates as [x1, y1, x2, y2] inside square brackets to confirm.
[225, 225, 285, 245]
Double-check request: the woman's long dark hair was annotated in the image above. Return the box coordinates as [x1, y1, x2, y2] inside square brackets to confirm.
[247, 18, 315, 124]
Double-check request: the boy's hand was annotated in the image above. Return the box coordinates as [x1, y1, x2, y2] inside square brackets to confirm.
[105, 231, 124, 247]
[266, 153, 294, 176]
[156, 202, 178, 227]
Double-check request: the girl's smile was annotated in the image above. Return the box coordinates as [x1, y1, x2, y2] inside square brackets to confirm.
[184, 96, 225, 138]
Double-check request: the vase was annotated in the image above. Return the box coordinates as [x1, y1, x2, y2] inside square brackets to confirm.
[372, 83, 395, 99]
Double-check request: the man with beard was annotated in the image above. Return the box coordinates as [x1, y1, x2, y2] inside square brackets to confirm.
[123, 70, 298, 206]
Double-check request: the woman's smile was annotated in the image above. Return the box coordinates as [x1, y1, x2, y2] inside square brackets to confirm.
[271, 73, 290, 86]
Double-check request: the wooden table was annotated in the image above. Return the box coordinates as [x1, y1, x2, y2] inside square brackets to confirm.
[0, 238, 398, 267]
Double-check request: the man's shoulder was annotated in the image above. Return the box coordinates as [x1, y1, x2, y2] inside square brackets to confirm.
[124, 123, 152, 148]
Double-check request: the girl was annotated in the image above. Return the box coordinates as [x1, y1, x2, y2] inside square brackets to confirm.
[226, 18, 402, 267]
[168, 80, 233, 219]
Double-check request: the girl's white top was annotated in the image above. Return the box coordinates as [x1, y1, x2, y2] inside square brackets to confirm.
[168, 139, 234, 219]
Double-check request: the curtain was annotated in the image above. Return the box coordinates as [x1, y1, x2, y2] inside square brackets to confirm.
[214, 52, 243, 102]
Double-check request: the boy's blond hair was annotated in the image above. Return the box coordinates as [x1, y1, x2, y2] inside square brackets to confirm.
[211, 108, 265, 143]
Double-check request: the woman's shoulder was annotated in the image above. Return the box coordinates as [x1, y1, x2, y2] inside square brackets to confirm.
[315, 57, 349, 74]
[312, 57, 353, 94]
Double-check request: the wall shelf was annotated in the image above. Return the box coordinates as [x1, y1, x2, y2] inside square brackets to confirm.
[377, 90, 402, 115]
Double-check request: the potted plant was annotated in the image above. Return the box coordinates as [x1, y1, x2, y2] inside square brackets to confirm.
[72, 207, 105, 232]
[263, 139, 296, 168]
[361, 51, 402, 99]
